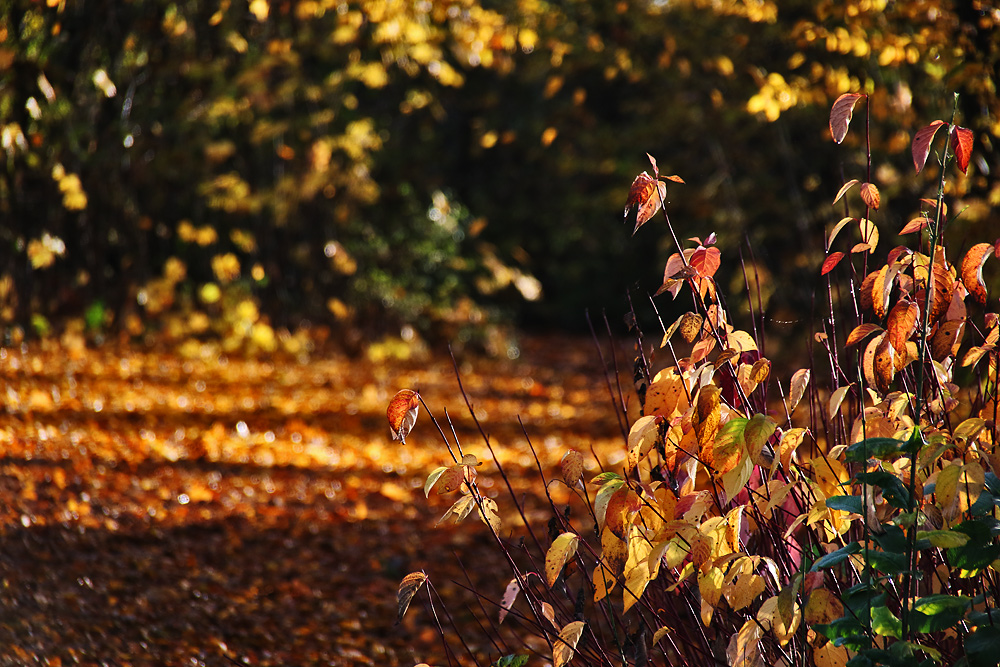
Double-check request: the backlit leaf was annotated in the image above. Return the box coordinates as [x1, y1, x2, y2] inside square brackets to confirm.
[930, 319, 965, 361]
[679, 312, 704, 343]
[960, 243, 994, 305]
[827, 217, 855, 248]
[788, 368, 810, 414]
[886, 298, 919, 352]
[804, 588, 843, 626]
[560, 449, 584, 488]
[545, 532, 580, 587]
[831, 179, 859, 206]
[821, 252, 846, 276]
[478, 496, 501, 532]
[553, 621, 586, 667]
[859, 182, 880, 210]
[690, 246, 721, 279]
[386, 389, 420, 443]
[829, 93, 864, 144]
[395, 571, 427, 624]
[857, 218, 878, 254]
[498, 579, 520, 624]
[436, 463, 471, 494]
[707, 417, 749, 475]
[912, 120, 947, 173]
[627, 416, 660, 473]
[917, 530, 970, 549]
[424, 466, 448, 497]
[436, 493, 476, 525]
[827, 385, 852, 421]
[873, 332, 897, 394]
[951, 126, 974, 173]
[744, 413, 777, 463]
[694, 385, 722, 447]
[846, 323, 882, 347]
[899, 216, 930, 235]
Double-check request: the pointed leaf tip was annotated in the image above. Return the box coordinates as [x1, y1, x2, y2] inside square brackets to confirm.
[951, 126, 973, 174]
[387, 389, 420, 444]
[912, 120, 947, 173]
[821, 252, 845, 276]
[829, 93, 864, 144]
[395, 571, 427, 625]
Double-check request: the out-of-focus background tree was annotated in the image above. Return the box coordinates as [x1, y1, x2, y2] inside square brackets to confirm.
[2, 0, 997, 355]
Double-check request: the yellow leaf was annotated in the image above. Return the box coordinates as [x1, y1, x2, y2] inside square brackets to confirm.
[553, 620, 586, 667]
[545, 533, 580, 587]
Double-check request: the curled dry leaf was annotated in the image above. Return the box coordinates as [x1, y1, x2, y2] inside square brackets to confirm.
[912, 120, 947, 173]
[951, 126, 974, 174]
[395, 571, 427, 625]
[679, 312, 704, 343]
[749, 357, 771, 385]
[960, 243, 994, 305]
[625, 172, 667, 235]
[821, 252, 845, 276]
[545, 532, 580, 587]
[387, 389, 420, 444]
[846, 323, 883, 347]
[859, 182, 880, 210]
[829, 93, 865, 144]
[553, 621, 586, 667]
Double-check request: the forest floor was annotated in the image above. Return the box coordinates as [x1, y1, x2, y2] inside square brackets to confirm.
[0, 335, 631, 667]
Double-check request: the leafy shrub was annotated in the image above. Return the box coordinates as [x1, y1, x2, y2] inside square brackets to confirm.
[390, 91, 1000, 667]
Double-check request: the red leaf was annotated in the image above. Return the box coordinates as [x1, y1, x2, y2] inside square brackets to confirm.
[859, 182, 880, 210]
[951, 126, 974, 174]
[821, 252, 845, 276]
[387, 389, 420, 444]
[899, 217, 930, 235]
[625, 172, 667, 235]
[961, 243, 995, 305]
[829, 93, 865, 144]
[886, 299, 919, 352]
[690, 246, 721, 279]
[912, 120, 947, 173]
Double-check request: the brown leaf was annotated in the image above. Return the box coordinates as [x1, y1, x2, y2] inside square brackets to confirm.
[960, 243, 994, 305]
[912, 120, 947, 173]
[553, 620, 586, 667]
[829, 93, 865, 144]
[395, 571, 427, 625]
[821, 252, 845, 276]
[846, 323, 883, 347]
[951, 126, 974, 174]
[679, 312, 704, 343]
[646, 152, 659, 177]
[831, 179, 859, 207]
[899, 217, 931, 235]
[859, 182, 880, 210]
[560, 449, 584, 488]
[931, 319, 965, 361]
[886, 299, 919, 352]
[605, 486, 641, 540]
[387, 389, 420, 444]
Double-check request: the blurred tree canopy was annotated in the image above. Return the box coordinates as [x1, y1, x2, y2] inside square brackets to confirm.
[1, 0, 997, 351]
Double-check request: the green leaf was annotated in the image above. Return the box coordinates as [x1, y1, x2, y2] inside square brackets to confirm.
[811, 541, 861, 571]
[871, 524, 908, 553]
[864, 548, 907, 575]
[909, 595, 970, 633]
[845, 437, 905, 461]
[949, 518, 1000, 571]
[856, 471, 911, 509]
[916, 529, 970, 549]
[966, 626, 1000, 667]
[495, 655, 530, 667]
[826, 495, 863, 514]
[871, 605, 901, 638]
[591, 471, 623, 486]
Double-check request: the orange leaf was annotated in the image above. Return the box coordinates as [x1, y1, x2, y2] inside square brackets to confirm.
[387, 389, 420, 444]
[859, 182, 880, 210]
[625, 172, 667, 235]
[899, 217, 930, 235]
[690, 246, 721, 279]
[829, 93, 865, 144]
[831, 179, 859, 207]
[873, 333, 896, 394]
[821, 252, 845, 276]
[560, 449, 584, 488]
[663, 174, 685, 183]
[951, 126, 974, 174]
[886, 299, 919, 352]
[395, 571, 427, 625]
[912, 120, 947, 173]
[846, 323, 883, 347]
[931, 319, 965, 361]
[960, 243, 994, 304]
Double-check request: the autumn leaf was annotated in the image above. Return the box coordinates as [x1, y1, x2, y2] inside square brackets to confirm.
[859, 182, 880, 210]
[899, 217, 931, 235]
[829, 93, 864, 144]
[436, 494, 476, 525]
[951, 125, 974, 173]
[625, 172, 667, 235]
[831, 179, 859, 206]
[689, 246, 721, 279]
[960, 243, 994, 304]
[553, 621, 586, 667]
[498, 579, 520, 624]
[395, 571, 427, 624]
[827, 384, 852, 421]
[386, 389, 420, 443]
[707, 417, 749, 475]
[560, 449, 584, 488]
[679, 312, 704, 343]
[912, 120, 947, 173]
[827, 217, 854, 248]
[436, 463, 472, 494]
[545, 532, 580, 587]
[931, 319, 965, 361]
[821, 252, 845, 276]
[788, 368, 810, 414]
[745, 413, 777, 463]
[694, 385, 722, 447]
[886, 298, 919, 352]
[846, 323, 883, 348]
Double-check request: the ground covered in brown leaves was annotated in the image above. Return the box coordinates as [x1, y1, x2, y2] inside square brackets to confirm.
[0, 336, 627, 667]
